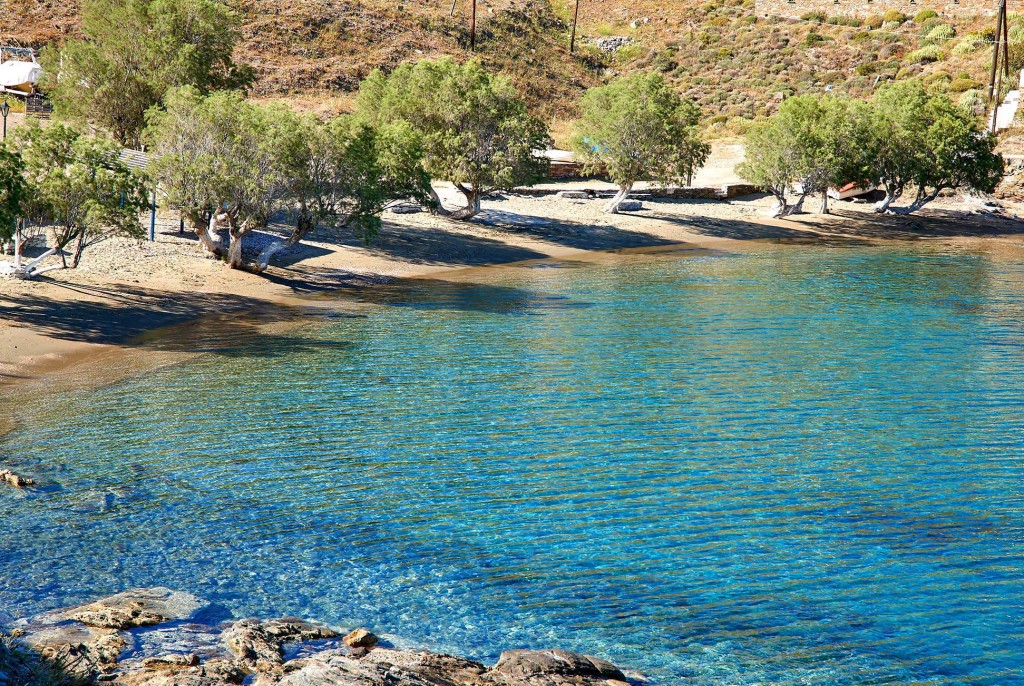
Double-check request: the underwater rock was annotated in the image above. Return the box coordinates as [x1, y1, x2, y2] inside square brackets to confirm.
[341, 629, 377, 649]
[487, 648, 629, 685]
[64, 588, 207, 629]
[0, 469, 35, 488]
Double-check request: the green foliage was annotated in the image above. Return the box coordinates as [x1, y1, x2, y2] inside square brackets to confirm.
[571, 73, 710, 207]
[10, 122, 149, 267]
[827, 15, 862, 27]
[0, 144, 27, 242]
[863, 15, 884, 29]
[357, 58, 550, 218]
[882, 10, 908, 24]
[801, 11, 827, 23]
[43, 0, 252, 146]
[952, 36, 982, 56]
[958, 89, 985, 110]
[868, 80, 1003, 211]
[0, 633, 78, 686]
[908, 45, 945, 63]
[925, 24, 956, 43]
[914, 9, 940, 23]
[738, 94, 874, 215]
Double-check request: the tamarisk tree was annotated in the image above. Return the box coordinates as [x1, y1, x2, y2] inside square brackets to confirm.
[11, 122, 148, 270]
[869, 80, 1003, 214]
[356, 58, 550, 220]
[572, 73, 709, 213]
[0, 143, 27, 256]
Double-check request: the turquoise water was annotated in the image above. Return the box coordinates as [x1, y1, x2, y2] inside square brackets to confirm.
[2, 245, 1023, 684]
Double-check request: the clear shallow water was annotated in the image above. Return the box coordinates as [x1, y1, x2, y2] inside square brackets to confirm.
[1, 245, 1023, 684]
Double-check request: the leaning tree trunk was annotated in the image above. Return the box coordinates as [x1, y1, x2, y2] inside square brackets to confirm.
[196, 213, 227, 258]
[789, 192, 809, 215]
[604, 183, 634, 214]
[819, 191, 830, 215]
[874, 184, 902, 214]
[70, 232, 87, 269]
[427, 185, 483, 221]
[255, 207, 317, 273]
[768, 191, 791, 218]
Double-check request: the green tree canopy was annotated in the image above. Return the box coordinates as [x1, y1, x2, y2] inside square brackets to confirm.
[572, 73, 710, 213]
[356, 58, 550, 220]
[43, 0, 251, 146]
[11, 122, 149, 269]
[738, 94, 873, 216]
[869, 80, 1003, 213]
[0, 143, 27, 245]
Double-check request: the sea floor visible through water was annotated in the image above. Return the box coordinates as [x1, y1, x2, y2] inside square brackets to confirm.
[1, 243, 1023, 685]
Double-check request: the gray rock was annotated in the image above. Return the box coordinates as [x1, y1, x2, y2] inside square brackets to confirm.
[275, 648, 485, 686]
[224, 619, 339, 672]
[617, 200, 643, 212]
[388, 203, 422, 214]
[591, 36, 634, 52]
[556, 191, 590, 200]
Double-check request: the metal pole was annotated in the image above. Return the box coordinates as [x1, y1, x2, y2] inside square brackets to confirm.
[2, 114, 6, 140]
[470, 0, 476, 51]
[570, 0, 580, 53]
[449, 0, 457, 16]
[149, 187, 157, 241]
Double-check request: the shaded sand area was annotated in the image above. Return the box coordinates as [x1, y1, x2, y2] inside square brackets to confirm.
[2, 187, 1024, 396]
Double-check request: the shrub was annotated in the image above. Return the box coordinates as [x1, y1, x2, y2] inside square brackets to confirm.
[883, 10, 908, 23]
[958, 89, 984, 110]
[828, 15, 862, 27]
[804, 31, 827, 46]
[914, 9, 939, 22]
[952, 37, 981, 56]
[926, 24, 955, 42]
[950, 77, 982, 92]
[863, 14, 884, 29]
[855, 61, 881, 76]
[801, 10, 827, 22]
[908, 45, 945, 63]
[853, 30, 872, 42]
[882, 21, 903, 31]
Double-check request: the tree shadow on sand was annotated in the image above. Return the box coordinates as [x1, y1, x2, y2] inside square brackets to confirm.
[785, 206, 1024, 240]
[475, 206, 679, 251]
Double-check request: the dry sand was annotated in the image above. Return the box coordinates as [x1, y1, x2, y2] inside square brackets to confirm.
[2, 185, 1023, 394]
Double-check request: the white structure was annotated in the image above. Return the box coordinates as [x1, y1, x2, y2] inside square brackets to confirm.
[0, 59, 41, 95]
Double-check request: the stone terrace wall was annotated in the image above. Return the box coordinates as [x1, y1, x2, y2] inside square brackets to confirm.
[757, 0, 996, 18]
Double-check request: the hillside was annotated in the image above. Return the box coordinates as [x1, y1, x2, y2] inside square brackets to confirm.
[0, 0, 1014, 132]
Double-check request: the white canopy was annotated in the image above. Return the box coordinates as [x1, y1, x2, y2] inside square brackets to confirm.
[0, 60, 41, 92]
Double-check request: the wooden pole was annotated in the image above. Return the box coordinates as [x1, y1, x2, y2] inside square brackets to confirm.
[570, 0, 580, 53]
[470, 0, 476, 51]
[1003, 0, 1011, 79]
[988, 0, 1006, 133]
[450, 0, 457, 17]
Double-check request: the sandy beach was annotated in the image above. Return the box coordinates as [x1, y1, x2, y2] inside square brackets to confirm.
[2, 186, 1023, 395]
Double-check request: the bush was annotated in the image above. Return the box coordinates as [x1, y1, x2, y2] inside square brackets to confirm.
[950, 77, 982, 92]
[952, 37, 981, 56]
[882, 21, 903, 31]
[863, 14, 884, 29]
[914, 9, 939, 22]
[908, 45, 945, 63]
[926, 24, 956, 42]
[828, 15, 862, 27]
[882, 10, 908, 23]
[804, 31, 827, 46]
[958, 89, 985, 110]
[801, 10, 827, 22]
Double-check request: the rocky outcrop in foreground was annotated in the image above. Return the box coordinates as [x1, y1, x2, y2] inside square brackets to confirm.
[3, 588, 633, 686]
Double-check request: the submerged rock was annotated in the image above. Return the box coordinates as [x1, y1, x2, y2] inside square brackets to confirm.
[341, 629, 377, 649]
[488, 649, 629, 684]
[63, 588, 207, 630]
[0, 469, 35, 488]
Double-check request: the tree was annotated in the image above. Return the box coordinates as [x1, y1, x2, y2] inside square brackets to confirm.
[738, 94, 873, 218]
[255, 116, 431, 272]
[11, 122, 149, 269]
[0, 144, 27, 252]
[868, 80, 1003, 213]
[571, 73, 710, 213]
[42, 0, 251, 147]
[356, 58, 550, 220]
[145, 88, 295, 269]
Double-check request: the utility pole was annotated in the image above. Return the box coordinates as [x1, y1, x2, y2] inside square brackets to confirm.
[470, 0, 476, 51]
[988, 0, 1011, 133]
[570, 0, 581, 54]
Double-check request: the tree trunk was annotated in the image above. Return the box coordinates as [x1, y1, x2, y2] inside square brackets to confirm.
[769, 193, 790, 218]
[255, 208, 316, 273]
[819, 192, 829, 215]
[13, 224, 21, 270]
[604, 183, 633, 214]
[790, 192, 808, 215]
[196, 213, 226, 257]
[70, 232, 87, 269]
[427, 185, 482, 221]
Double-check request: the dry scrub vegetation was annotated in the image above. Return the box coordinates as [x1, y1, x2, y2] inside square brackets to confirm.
[0, 0, 1017, 129]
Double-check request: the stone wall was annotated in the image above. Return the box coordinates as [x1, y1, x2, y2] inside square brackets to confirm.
[756, 0, 996, 19]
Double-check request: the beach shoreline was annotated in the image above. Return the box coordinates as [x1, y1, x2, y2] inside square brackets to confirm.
[2, 190, 1023, 407]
